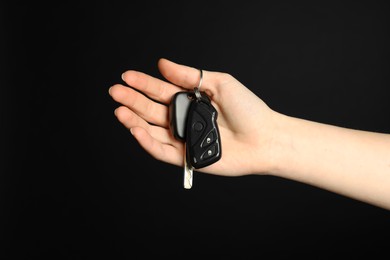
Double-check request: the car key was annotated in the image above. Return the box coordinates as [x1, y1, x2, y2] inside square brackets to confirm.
[183, 142, 193, 189]
[168, 69, 222, 188]
[169, 91, 195, 189]
[186, 89, 222, 169]
[169, 91, 212, 188]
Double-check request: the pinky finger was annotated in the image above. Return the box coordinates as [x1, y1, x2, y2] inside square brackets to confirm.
[130, 126, 183, 167]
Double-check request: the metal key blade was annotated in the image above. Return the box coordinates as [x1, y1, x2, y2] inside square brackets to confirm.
[183, 143, 193, 189]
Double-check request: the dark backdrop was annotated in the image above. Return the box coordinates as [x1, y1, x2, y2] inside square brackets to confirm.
[2, 1, 390, 258]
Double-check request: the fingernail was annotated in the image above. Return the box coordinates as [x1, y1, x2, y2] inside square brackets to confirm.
[121, 73, 125, 81]
[108, 86, 112, 95]
[130, 128, 133, 135]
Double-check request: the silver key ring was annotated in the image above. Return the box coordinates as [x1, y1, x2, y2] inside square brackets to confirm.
[194, 69, 203, 100]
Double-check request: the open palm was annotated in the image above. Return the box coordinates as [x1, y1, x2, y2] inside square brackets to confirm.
[109, 58, 276, 176]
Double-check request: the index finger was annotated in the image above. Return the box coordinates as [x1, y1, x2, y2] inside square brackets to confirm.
[157, 58, 220, 93]
[121, 70, 183, 105]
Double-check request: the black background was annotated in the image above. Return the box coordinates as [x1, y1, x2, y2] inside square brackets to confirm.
[1, 1, 390, 258]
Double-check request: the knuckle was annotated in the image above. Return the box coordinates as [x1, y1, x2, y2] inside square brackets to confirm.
[219, 72, 234, 82]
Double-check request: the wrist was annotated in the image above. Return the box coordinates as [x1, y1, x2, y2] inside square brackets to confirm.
[258, 111, 295, 177]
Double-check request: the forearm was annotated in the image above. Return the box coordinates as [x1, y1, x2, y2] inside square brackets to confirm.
[268, 112, 390, 210]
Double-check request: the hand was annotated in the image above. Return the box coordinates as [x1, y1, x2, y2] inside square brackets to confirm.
[109, 58, 278, 176]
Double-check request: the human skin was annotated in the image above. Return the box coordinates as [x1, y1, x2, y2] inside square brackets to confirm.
[109, 58, 390, 210]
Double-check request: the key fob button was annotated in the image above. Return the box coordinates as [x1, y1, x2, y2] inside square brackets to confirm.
[189, 111, 206, 145]
[201, 143, 218, 160]
[193, 121, 204, 132]
[200, 130, 216, 148]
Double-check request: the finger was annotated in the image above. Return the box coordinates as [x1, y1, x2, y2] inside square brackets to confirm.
[115, 105, 150, 131]
[157, 58, 220, 92]
[130, 126, 183, 167]
[121, 70, 183, 105]
[115, 106, 181, 146]
[110, 84, 169, 128]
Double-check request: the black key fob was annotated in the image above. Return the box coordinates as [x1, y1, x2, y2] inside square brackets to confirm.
[186, 97, 222, 169]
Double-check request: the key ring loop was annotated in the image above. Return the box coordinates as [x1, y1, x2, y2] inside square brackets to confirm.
[194, 69, 203, 100]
